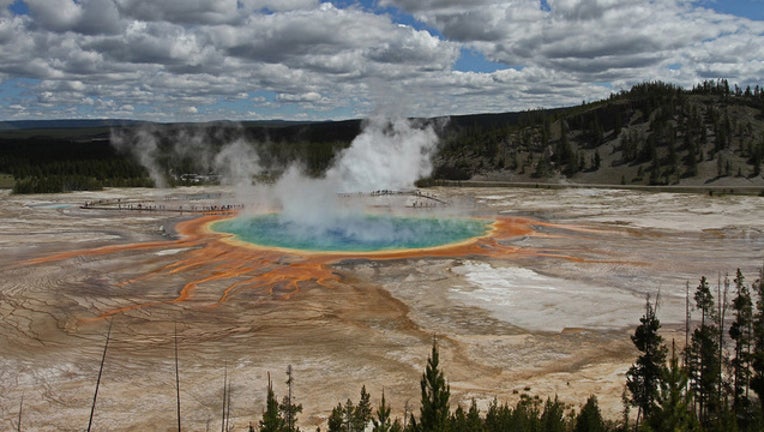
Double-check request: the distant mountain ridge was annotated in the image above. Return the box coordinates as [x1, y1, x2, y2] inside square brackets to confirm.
[0, 119, 149, 130]
[0, 118, 333, 130]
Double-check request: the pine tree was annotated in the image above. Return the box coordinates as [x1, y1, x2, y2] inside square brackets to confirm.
[484, 398, 511, 432]
[352, 386, 372, 432]
[593, 150, 601, 171]
[688, 276, 722, 425]
[449, 405, 467, 432]
[751, 266, 764, 413]
[626, 295, 668, 426]
[390, 419, 404, 432]
[540, 396, 566, 432]
[511, 395, 542, 431]
[418, 337, 450, 432]
[260, 374, 286, 432]
[647, 341, 701, 432]
[464, 399, 484, 432]
[342, 399, 355, 432]
[279, 366, 303, 432]
[328, 403, 346, 432]
[449, 400, 485, 432]
[574, 396, 605, 432]
[372, 390, 393, 432]
[686, 139, 698, 177]
[729, 268, 754, 428]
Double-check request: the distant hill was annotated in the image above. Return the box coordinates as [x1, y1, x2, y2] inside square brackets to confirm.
[430, 80, 764, 190]
[1, 80, 763, 193]
[0, 118, 333, 130]
[0, 119, 148, 130]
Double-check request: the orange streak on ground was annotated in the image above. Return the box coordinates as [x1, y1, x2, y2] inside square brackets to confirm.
[18, 215, 220, 267]
[20, 239, 189, 267]
[19, 212, 636, 323]
[215, 278, 259, 305]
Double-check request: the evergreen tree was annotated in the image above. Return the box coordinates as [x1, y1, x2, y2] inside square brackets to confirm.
[342, 399, 355, 432]
[464, 399, 484, 432]
[280, 366, 303, 432]
[260, 375, 286, 432]
[390, 419, 404, 432]
[729, 268, 754, 428]
[688, 276, 722, 425]
[450, 399, 483, 432]
[418, 337, 450, 432]
[593, 150, 601, 171]
[751, 266, 764, 413]
[626, 295, 668, 426]
[449, 405, 467, 432]
[510, 395, 542, 431]
[372, 390, 393, 432]
[685, 138, 699, 177]
[328, 403, 346, 432]
[647, 341, 701, 432]
[352, 386, 372, 432]
[540, 396, 566, 432]
[751, 140, 762, 177]
[574, 395, 605, 432]
[484, 398, 511, 432]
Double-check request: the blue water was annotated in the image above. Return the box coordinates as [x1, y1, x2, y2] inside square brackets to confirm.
[212, 214, 490, 253]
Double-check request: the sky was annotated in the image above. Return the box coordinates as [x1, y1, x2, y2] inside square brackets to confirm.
[0, 0, 762, 122]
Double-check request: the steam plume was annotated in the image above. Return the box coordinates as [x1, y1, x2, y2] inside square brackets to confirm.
[325, 114, 439, 193]
[111, 125, 167, 188]
[214, 139, 261, 188]
[271, 115, 442, 231]
[110, 114, 443, 231]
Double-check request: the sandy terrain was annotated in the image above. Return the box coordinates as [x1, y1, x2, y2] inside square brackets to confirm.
[0, 186, 762, 431]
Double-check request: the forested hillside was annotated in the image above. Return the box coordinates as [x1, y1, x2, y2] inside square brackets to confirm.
[1, 81, 763, 193]
[433, 80, 764, 187]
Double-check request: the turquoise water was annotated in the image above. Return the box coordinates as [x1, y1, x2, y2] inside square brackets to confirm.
[212, 214, 490, 253]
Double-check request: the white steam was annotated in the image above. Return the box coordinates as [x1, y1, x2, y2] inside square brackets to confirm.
[111, 115, 443, 234]
[272, 164, 346, 227]
[111, 125, 167, 188]
[269, 115, 442, 231]
[325, 115, 439, 193]
[214, 138, 261, 189]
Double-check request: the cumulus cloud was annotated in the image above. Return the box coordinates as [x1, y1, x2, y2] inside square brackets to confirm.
[386, 0, 764, 90]
[278, 91, 324, 103]
[25, 0, 121, 34]
[115, 0, 240, 24]
[0, 0, 762, 121]
[25, 0, 82, 32]
[239, 0, 319, 12]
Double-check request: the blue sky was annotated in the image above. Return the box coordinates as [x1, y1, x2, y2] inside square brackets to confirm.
[0, 0, 762, 121]
[699, 0, 764, 20]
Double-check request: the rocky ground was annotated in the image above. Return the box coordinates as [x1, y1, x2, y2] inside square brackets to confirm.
[0, 186, 762, 431]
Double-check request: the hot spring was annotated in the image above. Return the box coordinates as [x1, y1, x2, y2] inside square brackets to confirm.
[212, 213, 492, 253]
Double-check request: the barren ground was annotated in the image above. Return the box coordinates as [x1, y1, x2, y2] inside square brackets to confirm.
[1, 186, 762, 431]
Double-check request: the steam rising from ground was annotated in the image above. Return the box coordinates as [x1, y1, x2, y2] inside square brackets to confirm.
[213, 138, 262, 205]
[325, 115, 439, 193]
[273, 115, 441, 230]
[112, 116, 444, 237]
[111, 125, 168, 188]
